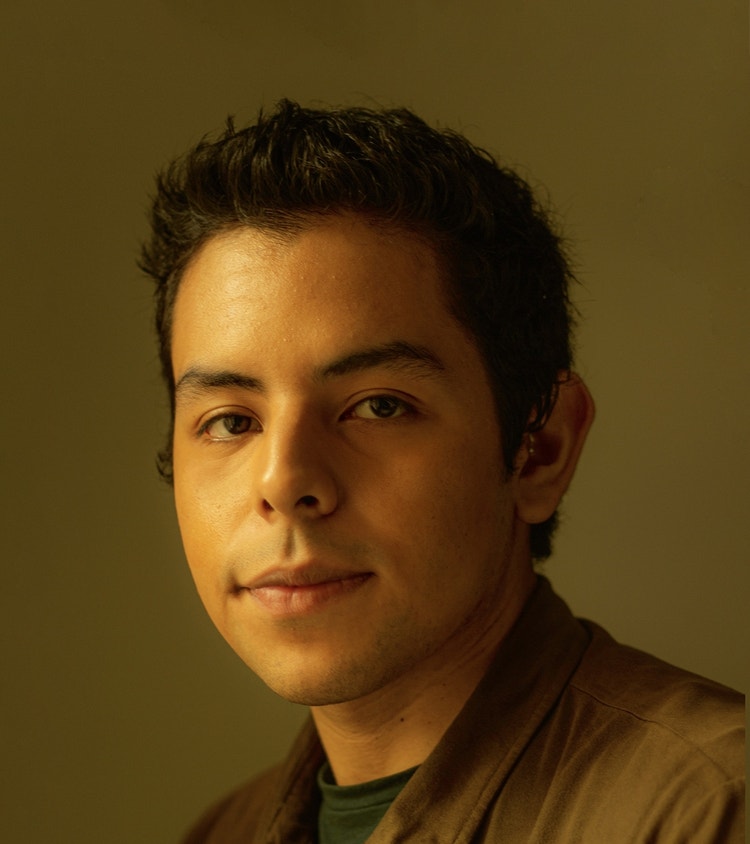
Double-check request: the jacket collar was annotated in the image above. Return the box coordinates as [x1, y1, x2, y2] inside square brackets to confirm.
[373, 576, 590, 841]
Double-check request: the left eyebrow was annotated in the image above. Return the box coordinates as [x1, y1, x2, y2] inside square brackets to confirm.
[315, 341, 446, 382]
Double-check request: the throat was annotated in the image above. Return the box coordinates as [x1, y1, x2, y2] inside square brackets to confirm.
[310, 642, 493, 785]
[311, 569, 537, 786]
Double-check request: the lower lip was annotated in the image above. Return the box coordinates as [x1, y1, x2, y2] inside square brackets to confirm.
[244, 574, 372, 616]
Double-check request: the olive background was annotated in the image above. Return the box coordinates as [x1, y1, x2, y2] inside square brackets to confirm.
[1, 2, 747, 841]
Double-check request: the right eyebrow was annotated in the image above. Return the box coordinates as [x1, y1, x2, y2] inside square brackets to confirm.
[174, 368, 264, 405]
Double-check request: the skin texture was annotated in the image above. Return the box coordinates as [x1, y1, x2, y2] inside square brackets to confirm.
[170, 214, 592, 783]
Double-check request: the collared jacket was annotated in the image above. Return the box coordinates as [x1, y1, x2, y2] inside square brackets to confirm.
[182, 578, 745, 843]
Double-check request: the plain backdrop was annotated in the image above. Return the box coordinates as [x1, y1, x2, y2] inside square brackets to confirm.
[2, 1, 748, 841]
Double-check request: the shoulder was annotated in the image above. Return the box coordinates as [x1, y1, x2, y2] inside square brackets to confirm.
[178, 717, 324, 844]
[484, 617, 745, 841]
[569, 620, 744, 778]
[549, 621, 745, 840]
[180, 765, 285, 844]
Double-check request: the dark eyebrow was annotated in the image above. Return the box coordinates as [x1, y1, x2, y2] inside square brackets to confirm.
[174, 369, 264, 404]
[316, 341, 446, 381]
[174, 341, 446, 404]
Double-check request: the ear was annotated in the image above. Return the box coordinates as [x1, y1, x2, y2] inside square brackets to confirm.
[513, 373, 595, 525]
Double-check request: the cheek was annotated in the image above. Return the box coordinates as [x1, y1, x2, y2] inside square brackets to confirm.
[174, 457, 250, 547]
[175, 484, 211, 558]
[420, 433, 506, 520]
[367, 435, 508, 562]
[173, 477, 235, 600]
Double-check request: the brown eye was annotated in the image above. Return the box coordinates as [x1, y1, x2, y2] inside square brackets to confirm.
[203, 414, 257, 439]
[351, 396, 408, 420]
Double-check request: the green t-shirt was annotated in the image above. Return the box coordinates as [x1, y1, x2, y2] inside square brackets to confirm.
[317, 762, 417, 844]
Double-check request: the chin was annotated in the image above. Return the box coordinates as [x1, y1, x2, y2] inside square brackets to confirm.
[250, 655, 394, 708]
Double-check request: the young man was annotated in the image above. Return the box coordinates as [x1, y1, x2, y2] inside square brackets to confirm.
[141, 101, 744, 843]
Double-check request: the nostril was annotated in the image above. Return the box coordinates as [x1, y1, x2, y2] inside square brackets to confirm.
[297, 495, 319, 507]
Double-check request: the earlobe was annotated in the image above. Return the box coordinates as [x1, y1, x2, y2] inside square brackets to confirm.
[514, 373, 595, 525]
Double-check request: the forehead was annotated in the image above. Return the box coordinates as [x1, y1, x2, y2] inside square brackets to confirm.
[170, 215, 475, 380]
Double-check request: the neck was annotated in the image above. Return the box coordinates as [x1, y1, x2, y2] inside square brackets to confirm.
[312, 567, 536, 786]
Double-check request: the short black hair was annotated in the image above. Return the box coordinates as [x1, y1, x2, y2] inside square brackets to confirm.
[140, 99, 576, 560]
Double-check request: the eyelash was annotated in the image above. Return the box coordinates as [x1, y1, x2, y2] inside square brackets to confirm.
[196, 395, 414, 441]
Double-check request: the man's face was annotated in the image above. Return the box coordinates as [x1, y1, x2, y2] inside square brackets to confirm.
[171, 215, 530, 706]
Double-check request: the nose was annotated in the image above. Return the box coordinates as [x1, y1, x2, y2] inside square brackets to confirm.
[253, 414, 339, 521]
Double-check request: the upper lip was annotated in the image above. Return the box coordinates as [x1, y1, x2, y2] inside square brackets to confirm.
[240, 564, 370, 591]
